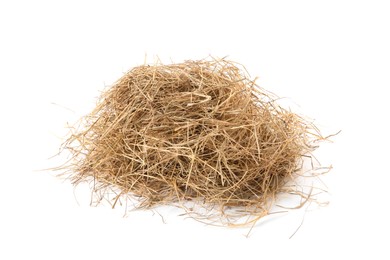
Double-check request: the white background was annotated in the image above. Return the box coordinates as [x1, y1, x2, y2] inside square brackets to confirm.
[1, 0, 389, 259]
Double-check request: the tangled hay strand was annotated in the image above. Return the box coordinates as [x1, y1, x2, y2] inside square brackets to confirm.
[61, 58, 323, 225]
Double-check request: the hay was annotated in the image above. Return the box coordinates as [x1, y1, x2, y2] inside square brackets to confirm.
[61, 58, 323, 226]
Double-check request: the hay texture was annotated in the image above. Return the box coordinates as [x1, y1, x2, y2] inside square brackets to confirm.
[62, 58, 322, 225]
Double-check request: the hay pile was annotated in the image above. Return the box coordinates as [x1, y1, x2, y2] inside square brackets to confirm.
[62, 58, 321, 225]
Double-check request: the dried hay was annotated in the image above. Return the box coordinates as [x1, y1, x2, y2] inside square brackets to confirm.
[60, 58, 326, 226]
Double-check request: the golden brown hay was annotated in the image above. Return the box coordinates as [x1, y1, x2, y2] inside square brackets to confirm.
[60, 58, 325, 226]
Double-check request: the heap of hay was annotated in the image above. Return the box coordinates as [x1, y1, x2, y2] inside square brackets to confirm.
[62, 58, 322, 225]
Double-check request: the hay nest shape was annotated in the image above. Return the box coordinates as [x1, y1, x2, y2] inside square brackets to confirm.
[62, 58, 321, 225]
